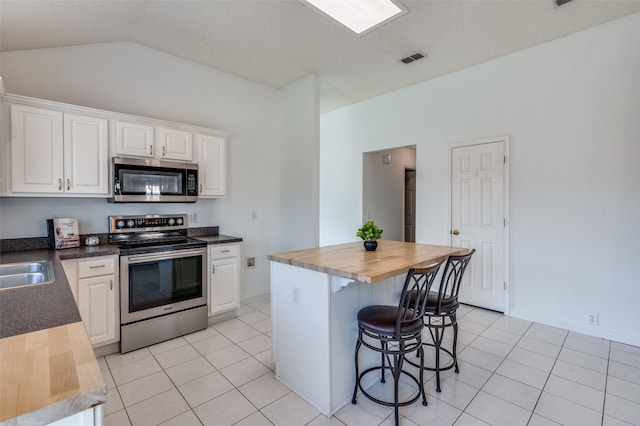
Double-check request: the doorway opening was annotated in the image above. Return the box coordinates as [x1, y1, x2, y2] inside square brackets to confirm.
[362, 146, 416, 242]
[404, 168, 416, 242]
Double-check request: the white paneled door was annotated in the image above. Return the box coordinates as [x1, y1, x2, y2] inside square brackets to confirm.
[450, 138, 508, 312]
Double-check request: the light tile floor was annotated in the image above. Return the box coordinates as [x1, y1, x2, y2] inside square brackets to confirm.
[102, 295, 640, 426]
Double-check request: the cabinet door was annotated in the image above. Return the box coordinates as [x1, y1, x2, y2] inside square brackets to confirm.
[64, 114, 109, 194]
[77, 275, 118, 346]
[115, 121, 154, 158]
[209, 257, 239, 316]
[197, 134, 226, 197]
[10, 104, 64, 193]
[156, 127, 193, 161]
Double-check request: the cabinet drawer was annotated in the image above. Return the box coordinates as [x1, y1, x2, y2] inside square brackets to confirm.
[78, 258, 115, 278]
[209, 245, 239, 259]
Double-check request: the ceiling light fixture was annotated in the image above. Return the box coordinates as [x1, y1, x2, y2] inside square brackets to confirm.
[304, 0, 405, 35]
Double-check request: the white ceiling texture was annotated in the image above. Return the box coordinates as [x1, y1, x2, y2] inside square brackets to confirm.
[1, 0, 640, 113]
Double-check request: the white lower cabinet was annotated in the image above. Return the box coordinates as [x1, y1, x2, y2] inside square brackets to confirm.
[62, 256, 119, 347]
[208, 244, 240, 316]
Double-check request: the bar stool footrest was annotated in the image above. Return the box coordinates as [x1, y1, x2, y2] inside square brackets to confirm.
[353, 366, 426, 407]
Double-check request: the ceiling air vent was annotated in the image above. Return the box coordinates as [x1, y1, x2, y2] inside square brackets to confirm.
[555, 0, 573, 6]
[401, 52, 426, 64]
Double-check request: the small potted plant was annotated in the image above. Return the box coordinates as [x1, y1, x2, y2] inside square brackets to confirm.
[356, 220, 383, 251]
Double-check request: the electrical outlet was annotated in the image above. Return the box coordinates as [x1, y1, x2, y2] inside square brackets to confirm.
[291, 287, 300, 305]
[587, 312, 599, 326]
[246, 257, 256, 268]
[190, 212, 199, 223]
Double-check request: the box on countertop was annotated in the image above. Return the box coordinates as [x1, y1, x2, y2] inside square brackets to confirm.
[47, 218, 80, 249]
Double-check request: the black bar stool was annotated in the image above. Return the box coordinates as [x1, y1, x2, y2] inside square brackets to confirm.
[351, 260, 444, 426]
[406, 249, 475, 392]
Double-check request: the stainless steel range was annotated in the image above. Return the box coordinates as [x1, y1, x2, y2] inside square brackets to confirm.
[109, 214, 207, 353]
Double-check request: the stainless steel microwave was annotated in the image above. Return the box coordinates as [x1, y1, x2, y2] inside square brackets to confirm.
[112, 157, 198, 203]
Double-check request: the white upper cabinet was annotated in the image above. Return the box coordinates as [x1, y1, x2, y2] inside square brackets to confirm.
[3, 94, 229, 197]
[10, 104, 109, 195]
[115, 121, 154, 158]
[10, 104, 64, 193]
[156, 127, 193, 161]
[64, 114, 109, 194]
[197, 133, 226, 198]
[116, 122, 194, 162]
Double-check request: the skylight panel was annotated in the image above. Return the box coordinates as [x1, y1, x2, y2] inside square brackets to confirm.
[304, 0, 404, 35]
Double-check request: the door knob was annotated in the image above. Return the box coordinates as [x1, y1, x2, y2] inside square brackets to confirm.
[452, 229, 460, 235]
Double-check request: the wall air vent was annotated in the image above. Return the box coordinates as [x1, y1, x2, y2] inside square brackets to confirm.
[555, 0, 573, 6]
[401, 52, 426, 64]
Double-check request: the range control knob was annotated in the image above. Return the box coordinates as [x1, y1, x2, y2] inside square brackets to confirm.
[176, 218, 183, 225]
[168, 218, 175, 226]
[116, 220, 125, 228]
[127, 220, 135, 228]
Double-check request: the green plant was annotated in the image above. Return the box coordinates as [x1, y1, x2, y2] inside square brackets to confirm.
[356, 220, 383, 241]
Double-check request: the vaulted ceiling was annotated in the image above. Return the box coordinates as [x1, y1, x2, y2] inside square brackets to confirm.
[2, 0, 639, 113]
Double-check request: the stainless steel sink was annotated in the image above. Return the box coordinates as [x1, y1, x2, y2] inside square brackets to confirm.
[0, 260, 55, 290]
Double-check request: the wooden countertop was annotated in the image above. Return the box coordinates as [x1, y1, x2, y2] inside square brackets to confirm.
[268, 240, 466, 284]
[0, 322, 106, 424]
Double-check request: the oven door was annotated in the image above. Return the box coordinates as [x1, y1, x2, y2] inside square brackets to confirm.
[121, 248, 206, 324]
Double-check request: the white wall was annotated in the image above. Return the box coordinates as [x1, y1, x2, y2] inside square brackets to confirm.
[0, 41, 281, 298]
[278, 75, 320, 251]
[320, 13, 640, 346]
[362, 147, 416, 242]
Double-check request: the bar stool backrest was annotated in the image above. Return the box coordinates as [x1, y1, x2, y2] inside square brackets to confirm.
[396, 261, 444, 334]
[433, 249, 476, 314]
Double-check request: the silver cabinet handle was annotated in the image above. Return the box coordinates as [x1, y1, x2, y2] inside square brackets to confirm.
[89, 264, 106, 269]
[150, 145, 153, 156]
[58, 178, 62, 191]
[221, 250, 230, 253]
[211, 265, 216, 274]
[66, 178, 70, 191]
[199, 184, 203, 193]
[109, 279, 113, 291]
[162, 146, 166, 156]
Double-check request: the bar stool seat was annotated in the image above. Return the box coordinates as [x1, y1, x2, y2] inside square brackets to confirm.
[357, 306, 423, 335]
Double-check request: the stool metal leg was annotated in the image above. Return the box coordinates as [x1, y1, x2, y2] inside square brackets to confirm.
[352, 332, 362, 404]
[451, 314, 460, 373]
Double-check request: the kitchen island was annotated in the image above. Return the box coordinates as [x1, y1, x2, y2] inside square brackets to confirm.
[268, 240, 465, 416]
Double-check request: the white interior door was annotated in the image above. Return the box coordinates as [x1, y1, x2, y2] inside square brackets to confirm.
[450, 138, 508, 312]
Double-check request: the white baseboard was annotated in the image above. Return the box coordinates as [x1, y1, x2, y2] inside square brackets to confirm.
[240, 288, 271, 300]
[509, 309, 640, 348]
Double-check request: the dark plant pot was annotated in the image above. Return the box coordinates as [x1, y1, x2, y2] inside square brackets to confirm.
[363, 240, 378, 252]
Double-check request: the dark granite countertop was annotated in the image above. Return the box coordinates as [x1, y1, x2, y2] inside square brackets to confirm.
[195, 234, 243, 245]
[0, 234, 241, 338]
[0, 250, 82, 339]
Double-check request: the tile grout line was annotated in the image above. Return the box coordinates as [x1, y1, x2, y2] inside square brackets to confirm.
[524, 325, 568, 426]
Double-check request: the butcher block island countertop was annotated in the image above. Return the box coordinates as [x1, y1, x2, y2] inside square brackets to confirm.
[267, 240, 466, 284]
[0, 322, 105, 424]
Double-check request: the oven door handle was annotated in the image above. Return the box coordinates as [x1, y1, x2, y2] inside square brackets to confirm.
[126, 249, 205, 263]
